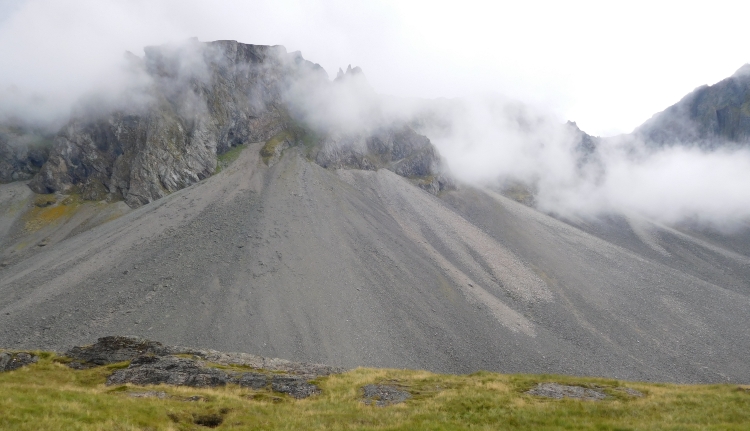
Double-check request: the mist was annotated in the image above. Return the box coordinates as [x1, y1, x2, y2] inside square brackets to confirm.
[414, 95, 750, 230]
[2, 0, 750, 230]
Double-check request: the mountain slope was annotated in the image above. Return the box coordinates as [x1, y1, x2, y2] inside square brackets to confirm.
[634, 64, 750, 147]
[1, 144, 748, 383]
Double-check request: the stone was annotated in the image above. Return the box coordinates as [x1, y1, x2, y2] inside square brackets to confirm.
[526, 382, 607, 401]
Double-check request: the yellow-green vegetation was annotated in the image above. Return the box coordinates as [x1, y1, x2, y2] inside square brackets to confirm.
[215, 144, 248, 174]
[260, 131, 292, 165]
[1, 353, 749, 430]
[24, 194, 84, 232]
[501, 181, 536, 206]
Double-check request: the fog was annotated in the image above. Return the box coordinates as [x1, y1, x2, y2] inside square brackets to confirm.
[419, 96, 750, 229]
[2, 0, 750, 229]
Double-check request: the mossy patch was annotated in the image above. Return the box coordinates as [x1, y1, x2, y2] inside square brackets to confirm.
[33, 194, 57, 208]
[260, 131, 293, 165]
[215, 143, 248, 174]
[24, 193, 86, 232]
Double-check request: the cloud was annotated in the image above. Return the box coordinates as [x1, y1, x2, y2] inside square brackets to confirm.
[1, 0, 750, 229]
[414, 96, 750, 230]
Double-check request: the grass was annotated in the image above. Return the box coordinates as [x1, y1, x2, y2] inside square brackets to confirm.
[215, 144, 248, 174]
[1, 352, 749, 430]
[24, 194, 84, 232]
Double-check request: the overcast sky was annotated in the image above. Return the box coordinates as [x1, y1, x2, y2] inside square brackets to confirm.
[0, 0, 748, 136]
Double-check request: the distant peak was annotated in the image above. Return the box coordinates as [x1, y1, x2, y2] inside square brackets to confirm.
[335, 64, 364, 82]
[732, 63, 750, 78]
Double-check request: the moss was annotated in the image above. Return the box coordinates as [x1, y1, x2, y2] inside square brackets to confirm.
[33, 194, 57, 208]
[24, 193, 85, 232]
[215, 143, 247, 173]
[260, 131, 293, 165]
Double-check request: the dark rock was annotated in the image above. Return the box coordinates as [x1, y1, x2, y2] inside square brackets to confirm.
[271, 375, 320, 399]
[0, 351, 39, 371]
[526, 382, 607, 400]
[361, 384, 412, 406]
[236, 372, 268, 389]
[107, 355, 230, 387]
[0, 125, 52, 184]
[65, 335, 168, 366]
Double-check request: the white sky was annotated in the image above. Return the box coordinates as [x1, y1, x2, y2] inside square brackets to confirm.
[0, 0, 749, 136]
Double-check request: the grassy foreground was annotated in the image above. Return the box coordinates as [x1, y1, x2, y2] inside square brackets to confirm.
[1, 352, 749, 430]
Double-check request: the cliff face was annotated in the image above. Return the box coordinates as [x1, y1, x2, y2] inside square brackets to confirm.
[634, 65, 750, 147]
[28, 40, 328, 207]
[315, 126, 452, 193]
[25, 39, 448, 207]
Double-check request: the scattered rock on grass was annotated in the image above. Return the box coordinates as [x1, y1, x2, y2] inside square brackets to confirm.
[526, 383, 607, 400]
[362, 384, 412, 406]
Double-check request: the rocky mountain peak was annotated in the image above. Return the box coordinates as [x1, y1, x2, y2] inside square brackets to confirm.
[9, 39, 446, 207]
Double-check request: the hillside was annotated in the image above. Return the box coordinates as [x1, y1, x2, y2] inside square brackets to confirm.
[634, 64, 750, 147]
[1, 141, 748, 383]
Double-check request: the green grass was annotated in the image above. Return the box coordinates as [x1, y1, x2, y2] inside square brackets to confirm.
[1, 352, 749, 430]
[215, 144, 248, 174]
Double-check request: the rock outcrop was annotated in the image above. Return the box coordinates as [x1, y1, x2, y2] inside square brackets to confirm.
[24, 39, 451, 206]
[65, 336, 339, 399]
[29, 40, 327, 207]
[0, 126, 51, 183]
[0, 351, 38, 371]
[65, 335, 169, 367]
[315, 125, 453, 193]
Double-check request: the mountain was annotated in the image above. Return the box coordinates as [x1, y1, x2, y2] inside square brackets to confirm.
[23, 39, 447, 207]
[0, 41, 749, 384]
[634, 64, 750, 147]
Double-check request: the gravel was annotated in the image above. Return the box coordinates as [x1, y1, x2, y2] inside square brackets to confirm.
[1, 144, 749, 383]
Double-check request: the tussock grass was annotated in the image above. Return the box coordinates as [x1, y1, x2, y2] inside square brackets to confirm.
[1, 353, 749, 430]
